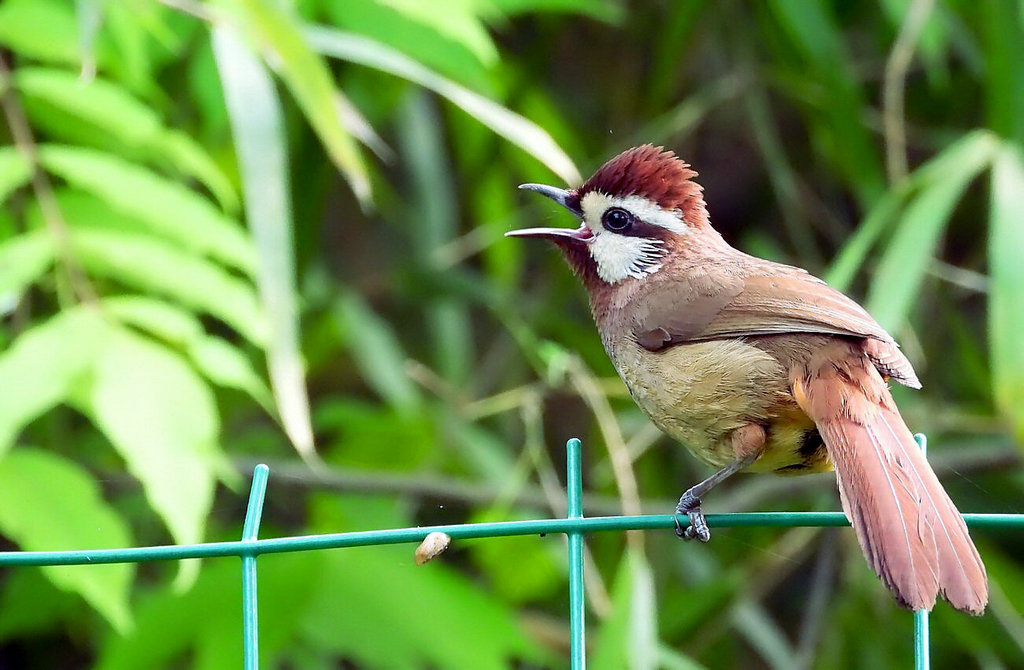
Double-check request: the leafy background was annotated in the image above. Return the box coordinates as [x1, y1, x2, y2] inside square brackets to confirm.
[0, 0, 1023, 668]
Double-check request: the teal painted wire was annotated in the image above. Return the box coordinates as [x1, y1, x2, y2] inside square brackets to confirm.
[914, 610, 929, 670]
[0, 512, 1017, 566]
[566, 439, 586, 670]
[241, 464, 269, 670]
[913, 434, 930, 670]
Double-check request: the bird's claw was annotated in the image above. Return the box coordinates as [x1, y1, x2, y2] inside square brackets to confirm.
[674, 497, 711, 542]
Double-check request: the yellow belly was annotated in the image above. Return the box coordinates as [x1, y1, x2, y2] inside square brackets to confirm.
[606, 338, 832, 474]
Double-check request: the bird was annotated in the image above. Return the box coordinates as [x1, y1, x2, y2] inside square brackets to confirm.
[507, 144, 987, 614]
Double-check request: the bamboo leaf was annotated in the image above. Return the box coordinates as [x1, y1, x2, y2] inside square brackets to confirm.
[865, 134, 996, 330]
[829, 130, 999, 292]
[38, 145, 255, 274]
[69, 228, 267, 345]
[333, 291, 421, 413]
[0, 230, 54, 299]
[213, 25, 315, 460]
[0, 448, 134, 632]
[225, 0, 371, 205]
[989, 143, 1024, 441]
[305, 25, 581, 184]
[0, 147, 32, 206]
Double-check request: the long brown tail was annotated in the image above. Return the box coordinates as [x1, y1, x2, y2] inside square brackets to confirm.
[792, 348, 987, 614]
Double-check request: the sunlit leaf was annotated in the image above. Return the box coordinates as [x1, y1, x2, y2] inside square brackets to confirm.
[213, 25, 315, 460]
[69, 227, 267, 345]
[16, 68, 237, 212]
[0, 230, 54, 299]
[104, 296, 272, 410]
[321, 0, 493, 90]
[225, 0, 371, 205]
[0, 0, 96, 66]
[989, 143, 1024, 441]
[492, 0, 623, 22]
[187, 336, 273, 411]
[0, 448, 133, 632]
[38, 145, 254, 274]
[828, 130, 999, 290]
[77, 325, 224, 586]
[0, 147, 32, 206]
[371, 0, 498, 66]
[0, 307, 108, 454]
[866, 134, 996, 330]
[305, 25, 582, 184]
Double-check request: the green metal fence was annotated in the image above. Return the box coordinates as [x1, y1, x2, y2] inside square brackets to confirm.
[0, 435, 1021, 669]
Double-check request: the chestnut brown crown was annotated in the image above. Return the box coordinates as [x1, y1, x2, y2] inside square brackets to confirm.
[577, 144, 708, 224]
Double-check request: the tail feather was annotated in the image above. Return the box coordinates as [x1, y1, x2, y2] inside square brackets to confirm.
[793, 352, 987, 614]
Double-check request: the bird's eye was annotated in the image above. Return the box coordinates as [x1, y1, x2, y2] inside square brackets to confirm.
[602, 207, 634, 232]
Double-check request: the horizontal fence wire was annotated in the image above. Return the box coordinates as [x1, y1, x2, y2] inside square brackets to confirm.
[0, 436, 1021, 668]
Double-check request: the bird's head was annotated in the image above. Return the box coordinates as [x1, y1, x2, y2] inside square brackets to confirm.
[507, 145, 716, 287]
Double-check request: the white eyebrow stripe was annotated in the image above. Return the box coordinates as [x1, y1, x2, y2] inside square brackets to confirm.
[579, 192, 689, 235]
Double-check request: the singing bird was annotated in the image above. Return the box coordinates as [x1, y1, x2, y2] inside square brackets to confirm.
[508, 145, 987, 613]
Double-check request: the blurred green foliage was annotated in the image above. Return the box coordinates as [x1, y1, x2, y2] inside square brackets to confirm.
[0, 0, 1023, 667]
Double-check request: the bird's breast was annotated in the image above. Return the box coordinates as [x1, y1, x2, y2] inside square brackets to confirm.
[605, 336, 831, 474]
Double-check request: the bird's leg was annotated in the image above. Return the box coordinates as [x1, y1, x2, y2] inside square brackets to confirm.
[675, 424, 765, 541]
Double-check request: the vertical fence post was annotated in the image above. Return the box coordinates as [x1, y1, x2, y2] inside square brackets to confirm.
[913, 434, 930, 670]
[241, 464, 270, 670]
[566, 438, 586, 670]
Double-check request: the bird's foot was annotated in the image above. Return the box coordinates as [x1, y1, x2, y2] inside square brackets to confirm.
[674, 493, 710, 542]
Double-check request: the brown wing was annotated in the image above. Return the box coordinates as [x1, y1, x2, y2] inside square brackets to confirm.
[633, 266, 921, 388]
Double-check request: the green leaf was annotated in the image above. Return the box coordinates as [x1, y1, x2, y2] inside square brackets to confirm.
[77, 326, 223, 584]
[321, 0, 493, 90]
[305, 25, 582, 184]
[299, 496, 544, 669]
[213, 26, 315, 459]
[104, 296, 272, 410]
[866, 133, 997, 330]
[0, 147, 32, 206]
[225, 0, 371, 205]
[0, 230, 54, 299]
[592, 549, 659, 670]
[69, 227, 267, 345]
[766, 0, 884, 205]
[492, 0, 623, 22]
[0, 307, 109, 454]
[38, 145, 255, 275]
[16, 68, 238, 212]
[103, 295, 205, 346]
[0, 0, 99, 67]
[367, 0, 498, 67]
[333, 291, 421, 413]
[0, 448, 133, 632]
[96, 551, 322, 670]
[827, 130, 1000, 291]
[989, 143, 1024, 441]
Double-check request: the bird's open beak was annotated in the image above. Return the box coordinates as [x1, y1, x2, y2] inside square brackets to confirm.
[506, 183, 591, 242]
